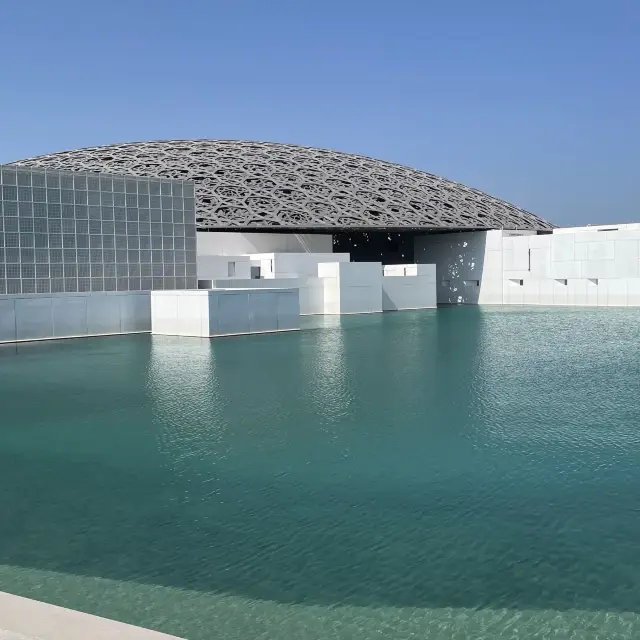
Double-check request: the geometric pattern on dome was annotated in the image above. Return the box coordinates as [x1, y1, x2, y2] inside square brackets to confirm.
[10, 140, 554, 231]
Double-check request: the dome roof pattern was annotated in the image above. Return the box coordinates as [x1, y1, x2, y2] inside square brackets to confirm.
[10, 140, 553, 231]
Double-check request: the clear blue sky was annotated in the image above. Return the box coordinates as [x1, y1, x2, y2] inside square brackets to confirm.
[1, 0, 638, 226]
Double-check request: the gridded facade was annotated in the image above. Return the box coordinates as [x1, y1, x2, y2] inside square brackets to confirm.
[0, 165, 197, 295]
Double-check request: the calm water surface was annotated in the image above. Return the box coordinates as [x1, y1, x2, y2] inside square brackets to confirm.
[1, 307, 640, 639]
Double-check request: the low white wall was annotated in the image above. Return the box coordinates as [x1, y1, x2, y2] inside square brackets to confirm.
[416, 226, 640, 307]
[197, 232, 333, 256]
[150, 288, 300, 337]
[382, 264, 437, 310]
[0, 291, 151, 343]
[197, 255, 252, 280]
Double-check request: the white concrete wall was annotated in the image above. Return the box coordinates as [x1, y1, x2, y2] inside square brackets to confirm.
[196, 276, 326, 317]
[317, 262, 383, 314]
[249, 252, 350, 279]
[150, 288, 300, 337]
[382, 264, 437, 310]
[197, 255, 252, 280]
[416, 226, 640, 307]
[197, 232, 333, 256]
[0, 291, 151, 343]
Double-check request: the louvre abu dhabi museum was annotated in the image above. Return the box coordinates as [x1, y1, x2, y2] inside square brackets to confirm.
[2, 138, 640, 343]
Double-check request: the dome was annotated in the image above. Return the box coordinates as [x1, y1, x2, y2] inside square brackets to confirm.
[10, 140, 553, 231]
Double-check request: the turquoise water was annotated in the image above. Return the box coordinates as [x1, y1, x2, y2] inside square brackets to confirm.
[1, 307, 640, 639]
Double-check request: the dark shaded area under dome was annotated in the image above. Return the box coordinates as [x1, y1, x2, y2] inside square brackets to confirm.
[9, 140, 554, 232]
[333, 231, 415, 264]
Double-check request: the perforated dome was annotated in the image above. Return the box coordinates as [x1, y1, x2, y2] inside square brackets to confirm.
[11, 140, 553, 231]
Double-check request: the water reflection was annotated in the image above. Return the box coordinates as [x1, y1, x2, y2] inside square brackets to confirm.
[2, 310, 640, 639]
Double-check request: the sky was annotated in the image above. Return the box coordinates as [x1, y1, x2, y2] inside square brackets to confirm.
[0, 0, 638, 226]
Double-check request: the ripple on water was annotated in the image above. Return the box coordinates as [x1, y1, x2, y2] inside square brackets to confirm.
[1, 307, 640, 639]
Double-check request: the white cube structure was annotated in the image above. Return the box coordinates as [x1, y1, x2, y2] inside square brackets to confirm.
[250, 252, 351, 279]
[151, 288, 299, 337]
[382, 264, 437, 310]
[317, 262, 383, 314]
[197, 255, 252, 281]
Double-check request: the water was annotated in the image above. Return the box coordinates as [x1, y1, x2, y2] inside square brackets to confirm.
[1, 306, 640, 639]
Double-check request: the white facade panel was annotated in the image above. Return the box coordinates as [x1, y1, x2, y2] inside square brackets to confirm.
[415, 225, 640, 308]
[197, 255, 252, 281]
[0, 292, 151, 343]
[197, 231, 333, 256]
[151, 289, 300, 337]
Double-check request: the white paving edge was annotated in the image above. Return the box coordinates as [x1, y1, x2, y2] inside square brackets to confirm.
[0, 592, 183, 640]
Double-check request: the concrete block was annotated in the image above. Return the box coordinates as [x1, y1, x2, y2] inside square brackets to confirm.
[582, 260, 617, 279]
[485, 230, 503, 251]
[340, 285, 382, 314]
[606, 279, 628, 306]
[597, 279, 609, 307]
[502, 250, 515, 272]
[276, 290, 301, 330]
[150, 293, 179, 335]
[483, 250, 503, 276]
[151, 289, 299, 337]
[52, 295, 88, 337]
[503, 279, 524, 305]
[337, 262, 382, 287]
[550, 261, 582, 279]
[530, 248, 551, 278]
[15, 297, 54, 341]
[574, 242, 589, 261]
[529, 234, 552, 249]
[552, 279, 569, 306]
[573, 232, 600, 243]
[586, 278, 599, 306]
[248, 291, 279, 333]
[299, 278, 325, 315]
[0, 298, 17, 342]
[611, 229, 640, 241]
[588, 241, 615, 261]
[120, 293, 151, 333]
[567, 279, 588, 306]
[214, 291, 250, 335]
[614, 239, 639, 260]
[318, 262, 339, 278]
[627, 279, 640, 307]
[478, 279, 503, 305]
[382, 275, 437, 310]
[197, 255, 252, 280]
[522, 278, 540, 305]
[613, 258, 639, 278]
[551, 235, 575, 261]
[539, 279, 555, 306]
[87, 294, 122, 335]
[503, 270, 531, 280]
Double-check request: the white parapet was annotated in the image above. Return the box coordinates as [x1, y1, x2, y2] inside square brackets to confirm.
[195, 277, 325, 316]
[150, 288, 300, 337]
[382, 264, 437, 310]
[317, 261, 383, 314]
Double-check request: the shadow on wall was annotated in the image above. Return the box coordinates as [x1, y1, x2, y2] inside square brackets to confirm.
[414, 232, 487, 304]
